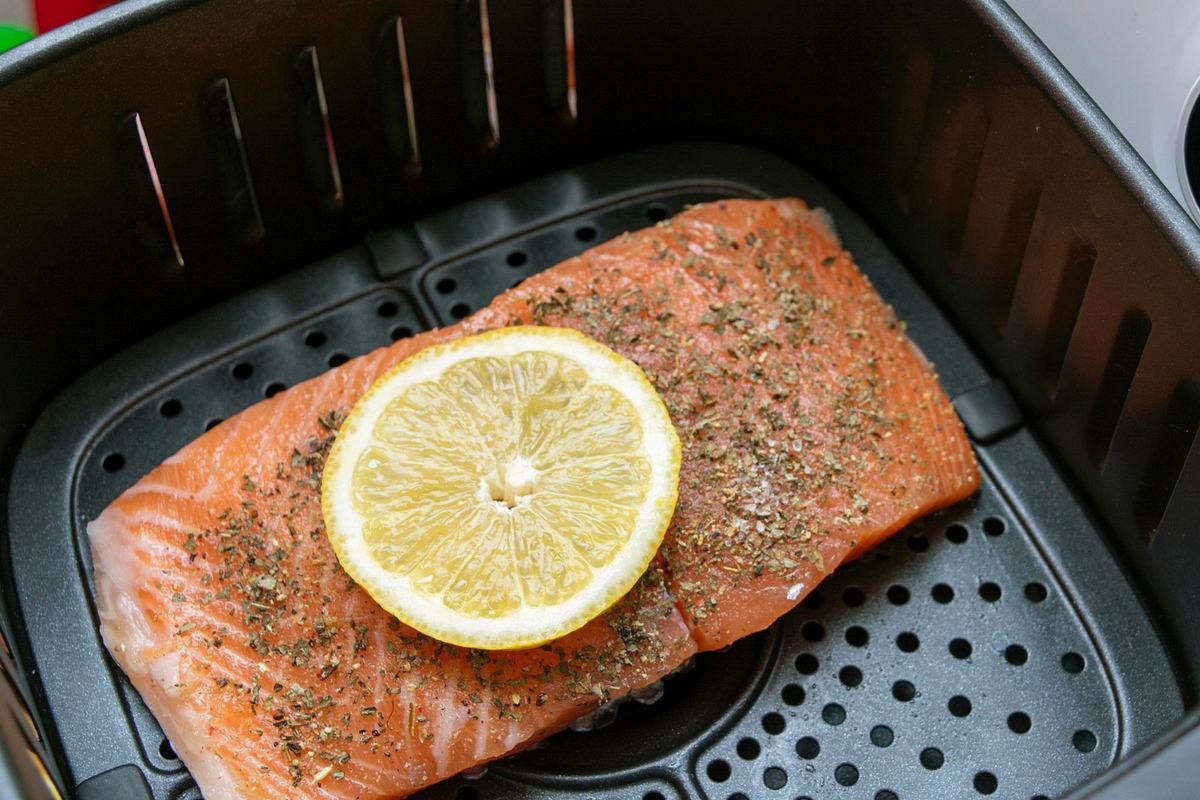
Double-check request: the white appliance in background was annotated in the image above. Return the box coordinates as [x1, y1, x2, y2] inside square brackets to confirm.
[1008, 1, 1200, 223]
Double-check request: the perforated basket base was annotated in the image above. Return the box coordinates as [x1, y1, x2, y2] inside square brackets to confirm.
[7, 145, 1180, 800]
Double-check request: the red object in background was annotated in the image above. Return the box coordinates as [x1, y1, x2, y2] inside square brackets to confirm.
[34, 0, 117, 32]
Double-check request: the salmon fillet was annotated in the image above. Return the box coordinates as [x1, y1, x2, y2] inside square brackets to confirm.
[87, 199, 979, 799]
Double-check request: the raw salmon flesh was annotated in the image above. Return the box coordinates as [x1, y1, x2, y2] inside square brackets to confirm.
[87, 199, 980, 799]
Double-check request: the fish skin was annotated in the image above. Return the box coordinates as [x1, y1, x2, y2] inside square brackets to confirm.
[87, 199, 979, 799]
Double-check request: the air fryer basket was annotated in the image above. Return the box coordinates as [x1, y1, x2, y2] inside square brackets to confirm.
[2, 2, 1200, 799]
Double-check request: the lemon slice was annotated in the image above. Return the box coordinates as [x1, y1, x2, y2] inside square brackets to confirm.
[321, 326, 681, 650]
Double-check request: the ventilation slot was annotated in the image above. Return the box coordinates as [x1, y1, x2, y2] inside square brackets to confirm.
[117, 112, 184, 273]
[1040, 240, 1096, 399]
[202, 78, 264, 243]
[988, 174, 1041, 332]
[1084, 309, 1151, 467]
[942, 105, 990, 269]
[889, 46, 933, 215]
[540, 0, 577, 122]
[459, 0, 501, 148]
[378, 17, 421, 176]
[1135, 380, 1200, 540]
[290, 45, 344, 210]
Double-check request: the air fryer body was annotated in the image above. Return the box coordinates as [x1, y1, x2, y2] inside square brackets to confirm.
[2, 2, 1200, 799]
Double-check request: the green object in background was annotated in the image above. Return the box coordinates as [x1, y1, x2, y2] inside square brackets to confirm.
[0, 25, 34, 54]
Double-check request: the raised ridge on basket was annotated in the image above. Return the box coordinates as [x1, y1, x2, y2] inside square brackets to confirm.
[987, 172, 1042, 333]
[116, 111, 184, 274]
[290, 45, 344, 211]
[376, 17, 422, 176]
[202, 77, 264, 245]
[539, 0, 577, 123]
[459, 0, 500, 149]
[937, 102, 990, 270]
[1084, 308, 1152, 468]
[888, 46, 934, 216]
[1040, 239, 1096, 399]
[1134, 379, 1200, 540]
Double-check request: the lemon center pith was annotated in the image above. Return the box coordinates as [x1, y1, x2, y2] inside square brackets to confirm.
[482, 458, 539, 509]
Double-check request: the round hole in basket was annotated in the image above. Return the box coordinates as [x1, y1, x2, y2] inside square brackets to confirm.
[781, 683, 805, 705]
[1008, 711, 1032, 734]
[822, 703, 846, 725]
[1025, 581, 1048, 602]
[761, 712, 785, 734]
[736, 737, 760, 759]
[845, 625, 869, 647]
[973, 770, 998, 794]
[1005, 644, 1029, 666]
[870, 725, 893, 747]
[949, 638, 973, 659]
[762, 766, 787, 790]
[706, 759, 731, 782]
[796, 736, 820, 758]
[838, 665, 863, 687]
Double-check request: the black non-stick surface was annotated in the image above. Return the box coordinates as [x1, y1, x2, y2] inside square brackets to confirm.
[6, 145, 1181, 799]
